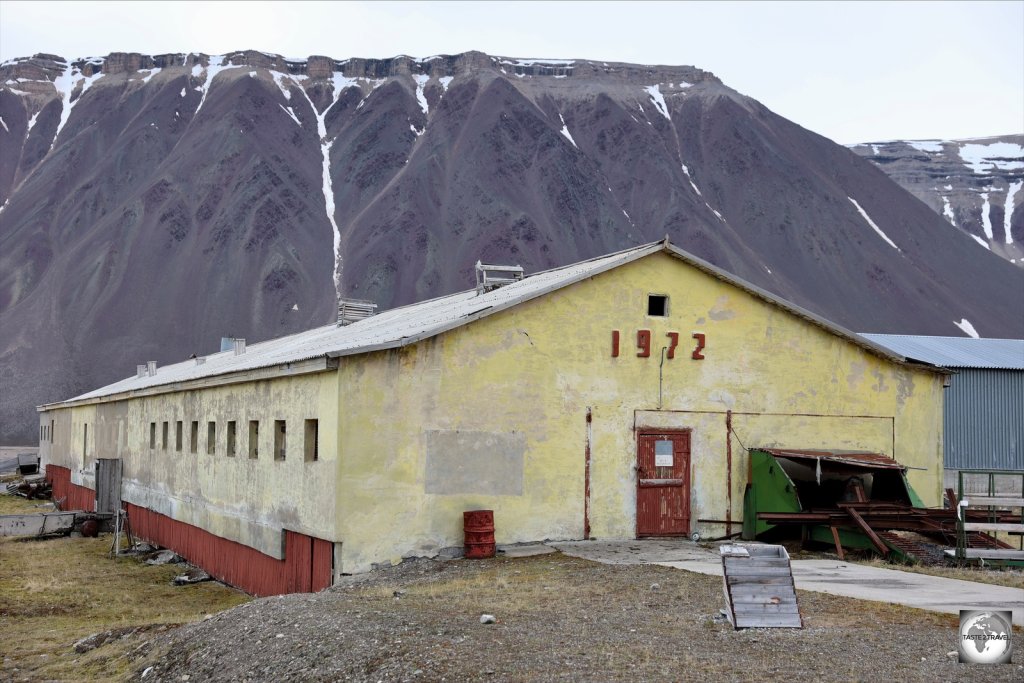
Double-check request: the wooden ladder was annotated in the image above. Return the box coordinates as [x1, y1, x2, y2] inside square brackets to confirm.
[721, 543, 803, 629]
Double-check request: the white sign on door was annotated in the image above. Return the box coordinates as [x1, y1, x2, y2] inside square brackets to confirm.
[654, 440, 673, 467]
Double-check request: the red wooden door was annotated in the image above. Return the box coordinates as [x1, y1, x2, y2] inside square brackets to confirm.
[636, 431, 691, 536]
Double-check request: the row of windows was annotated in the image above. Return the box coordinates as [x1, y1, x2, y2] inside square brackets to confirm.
[39, 420, 55, 442]
[148, 418, 319, 462]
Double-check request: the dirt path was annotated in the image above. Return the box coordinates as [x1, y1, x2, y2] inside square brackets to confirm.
[137, 553, 1018, 682]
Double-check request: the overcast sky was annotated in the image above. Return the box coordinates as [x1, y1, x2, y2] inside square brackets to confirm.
[1, 0, 1020, 144]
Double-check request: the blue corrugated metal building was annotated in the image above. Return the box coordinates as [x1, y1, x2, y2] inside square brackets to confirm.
[861, 334, 1024, 473]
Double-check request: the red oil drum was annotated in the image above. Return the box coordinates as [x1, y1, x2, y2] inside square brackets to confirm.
[463, 509, 495, 559]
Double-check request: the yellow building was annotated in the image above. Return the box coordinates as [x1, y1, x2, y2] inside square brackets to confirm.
[38, 240, 946, 595]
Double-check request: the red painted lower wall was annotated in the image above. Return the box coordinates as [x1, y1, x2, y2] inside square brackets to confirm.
[46, 464, 96, 511]
[45, 465, 333, 596]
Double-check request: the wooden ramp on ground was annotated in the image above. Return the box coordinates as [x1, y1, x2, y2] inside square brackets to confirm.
[721, 543, 802, 629]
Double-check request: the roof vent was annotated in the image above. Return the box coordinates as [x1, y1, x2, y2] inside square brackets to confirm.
[233, 338, 246, 355]
[137, 364, 147, 378]
[147, 360, 157, 376]
[337, 298, 378, 326]
[475, 261, 524, 294]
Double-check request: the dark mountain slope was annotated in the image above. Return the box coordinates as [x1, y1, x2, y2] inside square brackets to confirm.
[1, 51, 1021, 444]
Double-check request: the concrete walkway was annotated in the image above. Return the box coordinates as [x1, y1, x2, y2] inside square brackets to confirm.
[550, 539, 1024, 626]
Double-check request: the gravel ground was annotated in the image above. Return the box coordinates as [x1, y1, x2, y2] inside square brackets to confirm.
[136, 553, 1020, 682]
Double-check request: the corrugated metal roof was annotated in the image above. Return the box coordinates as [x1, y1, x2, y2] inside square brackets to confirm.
[42, 240, 932, 409]
[758, 448, 906, 470]
[861, 334, 1024, 369]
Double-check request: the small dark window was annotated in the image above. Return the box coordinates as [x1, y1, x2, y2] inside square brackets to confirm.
[150, 422, 156, 449]
[249, 421, 259, 459]
[83, 424, 88, 457]
[304, 419, 319, 462]
[162, 421, 169, 450]
[207, 421, 216, 455]
[227, 421, 237, 457]
[175, 421, 183, 452]
[274, 420, 286, 461]
[647, 294, 668, 317]
[190, 421, 199, 454]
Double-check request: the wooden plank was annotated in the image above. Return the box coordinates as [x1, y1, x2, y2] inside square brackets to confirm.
[723, 566, 793, 576]
[733, 604, 801, 614]
[724, 558, 791, 568]
[733, 593, 794, 606]
[727, 575, 794, 585]
[735, 615, 802, 628]
[943, 548, 1024, 560]
[743, 546, 785, 558]
[844, 506, 889, 554]
[963, 497, 1024, 507]
[963, 523, 1024, 533]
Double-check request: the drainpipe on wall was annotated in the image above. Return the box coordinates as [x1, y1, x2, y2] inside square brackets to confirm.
[725, 409, 733, 537]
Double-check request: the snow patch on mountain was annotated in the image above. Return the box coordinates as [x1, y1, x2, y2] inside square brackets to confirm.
[969, 233, 990, 250]
[278, 104, 301, 127]
[1005, 181, 1021, 245]
[848, 197, 900, 251]
[953, 318, 980, 338]
[940, 196, 956, 226]
[0, 116, 7, 132]
[439, 76, 453, 92]
[644, 85, 670, 120]
[193, 56, 236, 117]
[979, 192, 993, 239]
[139, 68, 162, 84]
[907, 140, 943, 153]
[51, 63, 104, 149]
[958, 141, 1024, 175]
[413, 74, 430, 114]
[558, 113, 577, 148]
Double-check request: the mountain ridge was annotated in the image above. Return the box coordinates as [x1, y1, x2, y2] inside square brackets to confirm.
[1, 49, 1021, 445]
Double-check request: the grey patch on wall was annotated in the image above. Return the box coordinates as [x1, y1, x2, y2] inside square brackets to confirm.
[424, 430, 525, 495]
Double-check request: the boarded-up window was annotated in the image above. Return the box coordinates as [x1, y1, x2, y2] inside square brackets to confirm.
[150, 422, 156, 449]
[83, 424, 88, 458]
[274, 420, 286, 461]
[175, 421, 183, 452]
[190, 421, 198, 454]
[424, 430, 525, 495]
[162, 422, 168, 450]
[304, 419, 318, 462]
[249, 421, 259, 459]
[207, 421, 216, 455]
[227, 421, 237, 457]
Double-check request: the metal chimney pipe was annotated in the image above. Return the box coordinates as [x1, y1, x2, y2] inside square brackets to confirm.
[233, 338, 246, 355]
[147, 361, 157, 376]
[137, 364, 147, 378]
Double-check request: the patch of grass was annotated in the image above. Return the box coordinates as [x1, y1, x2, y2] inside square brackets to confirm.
[0, 532, 249, 681]
[0, 493, 52, 515]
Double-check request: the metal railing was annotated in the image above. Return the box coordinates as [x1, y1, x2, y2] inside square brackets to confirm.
[954, 469, 1024, 564]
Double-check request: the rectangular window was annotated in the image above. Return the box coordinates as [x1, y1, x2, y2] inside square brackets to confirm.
[248, 420, 259, 459]
[304, 419, 319, 462]
[274, 420, 286, 461]
[150, 422, 156, 449]
[51, 420, 55, 444]
[175, 421, 183, 452]
[83, 424, 88, 457]
[207, 421, 216, 455]
[162, 421, 169, 450]
[647, 294, 669, 317]
[190, 421, 199, 454]
[227, 421, 237, 457]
